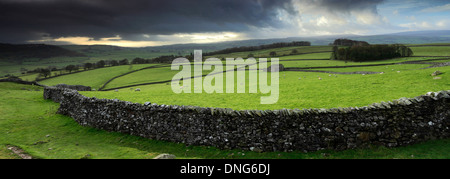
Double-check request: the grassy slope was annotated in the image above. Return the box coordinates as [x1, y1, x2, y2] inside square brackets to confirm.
[73, 45, 450, 110]
[205, 46, 332, 59]
[410, 46, 450, 56]
[39, 64, 156, 89]
[279, 57, 442, 68]
[1, 44, 449, 159]
[81, 64, 449, 110]
[278, 52, 331, 60]
[0, 44, 189, 77]
[1, 82, 449, 159]
[103, 66, 178, 89]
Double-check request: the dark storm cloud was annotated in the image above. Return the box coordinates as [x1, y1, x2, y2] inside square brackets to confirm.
[0, 0, 295, 43]
[313, 0, 385, 13]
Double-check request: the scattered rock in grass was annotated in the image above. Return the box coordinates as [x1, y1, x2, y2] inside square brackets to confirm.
[33, 141, 48, 145]
[433, 77, 442, 80]
[81, 154, 91, 159]
[431, 71, 442, 76]
[135, 88, 141, 92]
[153, 153, 176, 159]
[114, 89, 119, 92]
[6, 145, 32, 159]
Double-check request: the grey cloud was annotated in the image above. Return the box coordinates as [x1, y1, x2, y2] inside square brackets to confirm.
[0, 0, 294, 43]
[293, 0, 385, 16]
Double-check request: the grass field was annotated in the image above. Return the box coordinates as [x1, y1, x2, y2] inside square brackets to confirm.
[32, 45, 450, 110]
[1, 82, 449, 159]
[205, 45, 332, 59]
[102, 66, 179, 90]
[1, 43, 449, 159]
[81, 65, 449, 110]
[279, 57, 441, 68]
[409, 46, 450, 56]
[39, 64, 157, 90]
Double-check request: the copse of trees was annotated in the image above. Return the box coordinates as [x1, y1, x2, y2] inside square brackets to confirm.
[65, 65, 78, 73]
[96, 60, 106, 68]
[39, 68, 51, 78]
[331, 44, 413, 62]
[84, 63, 93, 70]
[129, 55, 180, 64]
[119, 59, 129, 65]
[332, 39, 369, 46]
[203, 41, 311, 56]
[131, 57, 146, 64]
[151, 55, 179, 63]
[269, 51, 277, 57]
[109, 60, 119, 66]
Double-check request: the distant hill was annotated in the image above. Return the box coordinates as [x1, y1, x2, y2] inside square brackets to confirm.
[0, 43, 86, 61]
[383, 30, 450, 37]
[343, 30, 450, 45]
[114, 30, 450, 51]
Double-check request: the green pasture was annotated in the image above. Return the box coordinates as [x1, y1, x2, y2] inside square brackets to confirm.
[205, 45, 332, 59]
[39, 64, 157, 90]
[1, 43, 450, 159]
[81, 64, 449, 110]
[409, 46, 450, 56]
[1, 82, 449, 159]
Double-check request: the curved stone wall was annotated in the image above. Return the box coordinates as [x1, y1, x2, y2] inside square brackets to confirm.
[44, 87, 450, 152]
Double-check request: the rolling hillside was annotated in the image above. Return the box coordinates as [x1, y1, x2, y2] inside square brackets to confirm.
[0, 43, 85, 61]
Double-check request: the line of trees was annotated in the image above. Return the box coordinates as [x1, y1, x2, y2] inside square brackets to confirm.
[203, 41, 311, 56]
[29, 54, 182, 80]
[331, 44, 414, 62]
[130, 55, 179, 64]
[24, 59, 131, 79]
[18, 41, 312, 80]
[332, 39, 370, 46]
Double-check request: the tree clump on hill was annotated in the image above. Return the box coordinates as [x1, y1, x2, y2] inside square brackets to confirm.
[203, 41, 311, 57]
[332, 39, 370, 47]
[330, 39, 413, 62]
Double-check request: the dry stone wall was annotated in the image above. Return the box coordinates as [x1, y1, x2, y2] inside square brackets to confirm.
[44, 87, 450, 152]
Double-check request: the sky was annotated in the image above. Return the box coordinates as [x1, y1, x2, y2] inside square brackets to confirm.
[0, 0, 449, 47]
